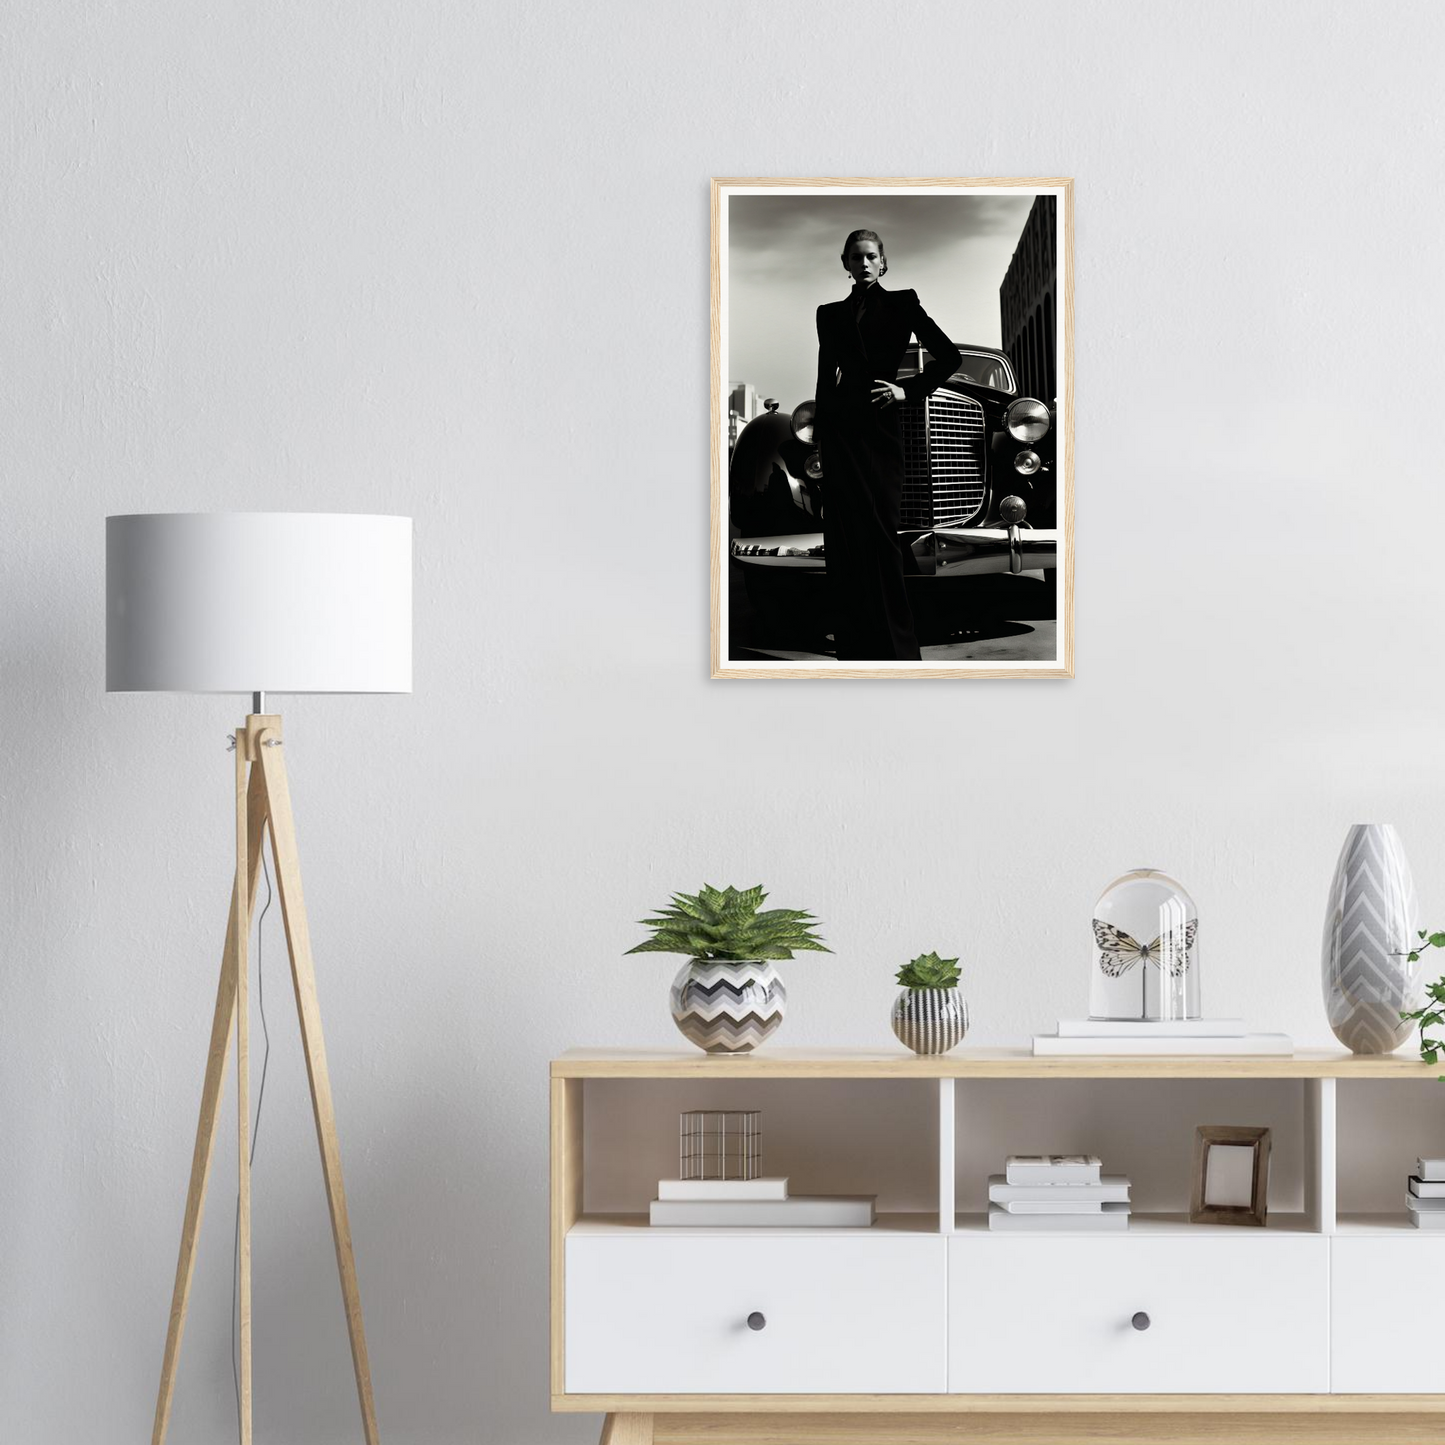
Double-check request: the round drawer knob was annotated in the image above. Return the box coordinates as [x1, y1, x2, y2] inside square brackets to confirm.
[1131, 1311, 1151, 1332]
[747, 1312, 767, 1332]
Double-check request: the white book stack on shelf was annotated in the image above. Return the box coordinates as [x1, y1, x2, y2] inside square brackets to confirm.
[657, 1177, 789, 1201]
[1407, 1159, 1445, 1230]
[649, 1176, 876, 1227]
[987, 1155, 1131, 1232]
[1033, 1018, 1294, 1056]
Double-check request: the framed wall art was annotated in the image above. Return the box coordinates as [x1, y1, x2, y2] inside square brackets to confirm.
[711, 177, 1073, 680]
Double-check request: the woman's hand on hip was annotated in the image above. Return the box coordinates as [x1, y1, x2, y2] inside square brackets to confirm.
[871, 379, 905, 408]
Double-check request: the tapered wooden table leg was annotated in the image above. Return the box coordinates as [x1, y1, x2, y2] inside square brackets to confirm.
[600, 1414, 655, 1445]
[259, 735, 381, 1445]
[152, 762, 268, 1445]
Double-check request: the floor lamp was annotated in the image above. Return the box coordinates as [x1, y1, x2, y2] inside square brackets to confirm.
[107, 512, 412, 1445]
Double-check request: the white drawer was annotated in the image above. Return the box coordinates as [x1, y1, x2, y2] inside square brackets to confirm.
[1332, 1235, 1445, 1392]
[565, 1231, 946, 1394]
[947, 1234, 1328, 1393]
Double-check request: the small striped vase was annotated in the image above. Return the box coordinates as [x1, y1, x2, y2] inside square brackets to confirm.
[891, 987, 969, 1055]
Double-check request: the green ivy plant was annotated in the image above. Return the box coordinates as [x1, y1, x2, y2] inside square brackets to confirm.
[1399, 929, 1445, 1076]
[626, 884, 830, 962]
[895, 951, 962, 990]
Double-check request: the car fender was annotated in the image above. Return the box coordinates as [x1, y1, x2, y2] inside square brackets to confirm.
[728, 410, 821, 538]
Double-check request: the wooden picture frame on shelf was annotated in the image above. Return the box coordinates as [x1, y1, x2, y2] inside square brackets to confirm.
[1190, 1124, 1271, 1227]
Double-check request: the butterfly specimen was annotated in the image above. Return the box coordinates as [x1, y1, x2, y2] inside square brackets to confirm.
[1092, 918, 1198, 978]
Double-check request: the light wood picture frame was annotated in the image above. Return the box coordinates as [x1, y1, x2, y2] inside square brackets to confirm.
[1190, 1124, 1272, 1227]
[711, 176, 1073, 680]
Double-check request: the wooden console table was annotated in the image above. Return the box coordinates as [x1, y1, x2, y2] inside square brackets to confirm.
[551, 1048, 1445, 1444]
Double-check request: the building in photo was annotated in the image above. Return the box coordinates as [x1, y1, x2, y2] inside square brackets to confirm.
[999, 196, 1057, 404]
[727, 380, 766, 449]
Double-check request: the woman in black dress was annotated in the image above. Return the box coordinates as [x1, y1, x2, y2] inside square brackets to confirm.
[814, 230, 962, 661]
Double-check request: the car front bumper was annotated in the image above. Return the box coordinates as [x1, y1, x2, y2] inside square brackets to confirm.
[731, 529, 1058, 578]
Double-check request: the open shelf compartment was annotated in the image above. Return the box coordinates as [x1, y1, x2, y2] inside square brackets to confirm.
[574, 1076, 943, 1230]
[947, 1075, 1331, 1235]
[1335, 1076, 1445, 1234]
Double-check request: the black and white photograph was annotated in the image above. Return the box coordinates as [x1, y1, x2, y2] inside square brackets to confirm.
[711, 178, 1072, 679]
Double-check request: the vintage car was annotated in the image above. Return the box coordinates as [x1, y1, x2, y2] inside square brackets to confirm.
[728, 343, 1058, 636]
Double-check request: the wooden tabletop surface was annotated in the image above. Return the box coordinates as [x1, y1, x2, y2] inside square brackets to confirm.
[551, 1046, 1442, 1080]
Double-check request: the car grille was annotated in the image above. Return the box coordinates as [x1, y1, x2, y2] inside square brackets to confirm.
[900, 388, 986, 529]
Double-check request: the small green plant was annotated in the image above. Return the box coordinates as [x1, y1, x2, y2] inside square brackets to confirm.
[895, 951, 962, 990]
[626, 884, 830, 962]
[1399, 930, 1445, 1076]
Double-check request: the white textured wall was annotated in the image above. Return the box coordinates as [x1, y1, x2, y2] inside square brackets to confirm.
[5, 2, 1445, 1440]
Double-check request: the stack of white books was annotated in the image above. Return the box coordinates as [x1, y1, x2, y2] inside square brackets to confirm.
[649, 1176, 875, 1227]
[987, 1155, 1130, 1231]
[1033, 1019, 1293, 1056]
[1407, 1159, 1445, 1229]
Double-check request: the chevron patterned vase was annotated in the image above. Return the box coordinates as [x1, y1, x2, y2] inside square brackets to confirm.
[670, 959, 786, 1054]
[1321, 823, 1423, 1055]
[891, 987, 969, 1055]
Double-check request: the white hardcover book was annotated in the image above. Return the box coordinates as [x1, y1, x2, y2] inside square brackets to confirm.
[1004, 1199, 1104, 1214]
[1055, 1018, 1246, 1038]
[987, 1202, 1129, 1232]
[1005, 1155, 1102, 1186]
[1417, 1158, 1445, 1183]
[657, 1177, 789, 1201]
[1405, 1193, 1445, 1214]
[649, 1195, 875, 1227]
[1407, 1176, 1445, 1199]
[1413, 1211, 1445, 1229]
[1032, 1032, 1293, 1057]
[988, 1174, 1130, 1205]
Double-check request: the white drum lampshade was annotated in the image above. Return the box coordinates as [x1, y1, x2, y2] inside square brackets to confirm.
[107, 513, 412, 694]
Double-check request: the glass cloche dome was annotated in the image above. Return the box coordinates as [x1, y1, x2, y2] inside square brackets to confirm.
[1090, 869, 1200, 1021]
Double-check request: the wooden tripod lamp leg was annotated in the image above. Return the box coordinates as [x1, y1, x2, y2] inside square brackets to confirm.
[258, 729, 382, 1445]
[152, 759, 268, 1445]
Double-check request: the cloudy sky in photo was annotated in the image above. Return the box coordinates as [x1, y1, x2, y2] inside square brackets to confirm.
[727, 192, 1035, 407]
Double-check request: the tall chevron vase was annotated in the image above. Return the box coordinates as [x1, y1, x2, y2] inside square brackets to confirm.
[670, 959, 786, 1054]
[1321, 823, 1424, 1055]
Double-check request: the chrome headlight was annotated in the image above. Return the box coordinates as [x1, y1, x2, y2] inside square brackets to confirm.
[804, 450, 824, 480]
[1005, 398, 1050, 443]
[790, 401, 816, 445]
[1013, 449, 1041, 476]
[998, 495, 1028, 525]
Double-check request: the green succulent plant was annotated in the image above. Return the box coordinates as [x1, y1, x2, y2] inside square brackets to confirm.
[895, 951, 962, 990]
[626, 884, 830, 962]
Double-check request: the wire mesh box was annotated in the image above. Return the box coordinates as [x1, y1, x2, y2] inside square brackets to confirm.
[679, 1109, 761, 1181]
